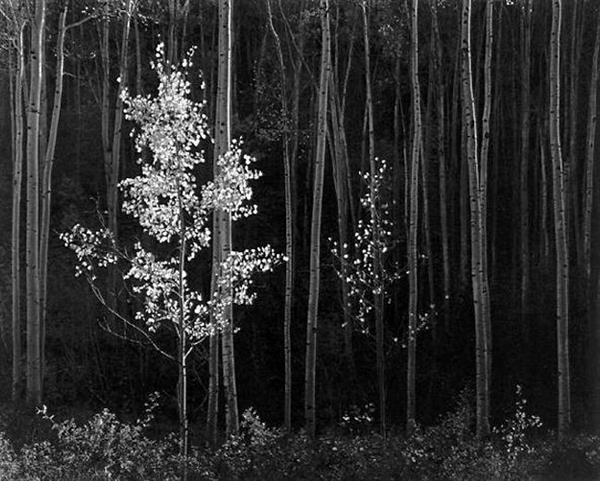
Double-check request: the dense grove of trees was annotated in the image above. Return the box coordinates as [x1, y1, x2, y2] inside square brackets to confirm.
[1, 0, 600, 448]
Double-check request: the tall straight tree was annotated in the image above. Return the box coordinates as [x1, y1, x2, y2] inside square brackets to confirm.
[8, 8, 26, 402]
[461, 0, 491, 438]
[25, 0, 46, 406]
[549, 0, 571, 439]
[519, 0, 533, 335]
[100, 0, 133, 317]
[305, 0, 330, 438]
[361, 0, 385, 435]
[213, 0, 239, 438]
[583, 6, 600, 281]
[406, 0, 421, 434]
[480, 0, 493, 383]
[265, 0, 294, 432]
[431, 0, 449, 325]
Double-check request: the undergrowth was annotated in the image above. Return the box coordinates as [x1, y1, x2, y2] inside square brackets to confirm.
[0, 389, 597, 480]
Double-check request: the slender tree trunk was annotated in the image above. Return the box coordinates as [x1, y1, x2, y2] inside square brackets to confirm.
[361, 0, 386, 436]
[583, 8, 600, 281]
[327, 79, 355, 385]
[26, 0, 46, 406]
[432, 3, 450, 327]
[11, 25, 25, 402]
[406, 0, 421, 434]
[568, 0, 583, 266]
[480, 0, 493, 394]
[39, 6, 69, 384]
[519, 0, 533, 341]
[108, 0, 132, 272]
[266, 0, 294, 432]
[461, 0, 490, 438]
[304, 0, 330, 438]
[214, 0, 239, 438]
[549, 0, 571, 440]
[176, 179, 189, 469]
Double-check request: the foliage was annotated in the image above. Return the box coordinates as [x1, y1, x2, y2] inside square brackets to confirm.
[0, 393, 598, 481]
[14, 395, 182, 481]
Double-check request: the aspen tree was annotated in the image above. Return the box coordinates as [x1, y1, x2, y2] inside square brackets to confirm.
[25, 0, 45, 406]
[461, 0, 491, 438]
[100, 0, 133, 317]
[328, 78, 355, 381]
[519, 0, 532, 336]
[265, 0, 294, 432]
[406, 0, 421, 434]
[480, 0, 493, 387]
[8, 8, 26, 402]
[305, 0, 330, 438]
[214, 0, 239, 438]
[583, 7, 600, 281]
[431, 1, 449, 326]
[549, 0, 571, 439]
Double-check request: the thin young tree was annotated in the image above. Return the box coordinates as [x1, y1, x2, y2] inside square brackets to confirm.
[549, 0, 571, 439]
[63, 44, 280, 456]
[305, 0, 330, 438]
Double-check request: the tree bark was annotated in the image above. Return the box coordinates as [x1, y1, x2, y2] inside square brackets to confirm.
[549, 0, 571, 440]
[519, 0, 533, 342]
[11, 23, 25, 402]
[215, 0, 239, 438]
[25, 0, 46, 406]
[266, 0, 294, 432]
[432, 2, 450, 328]
[304, 0, 330, 438]
[39, 6, 69, 385]
[461, 0, 491, 438]
[583, 7, 600, 281]
[361, 0, 386, 436]
[406, 0, 421, 434]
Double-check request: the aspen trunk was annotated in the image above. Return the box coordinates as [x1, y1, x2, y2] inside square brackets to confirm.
[568, 0, 583, 265]
[461, 0, 490, 438]
[361, 0, 385, 435]
[406, 0, 421, 434]
[215, 0, 238, 438]
[39, 6, 68, 383]
[549, 0, 571, 440]
[26, 0, 45, 406]
[431, 3, 450, 327]
[519, 0, 533, 339]
[327, 79, 355, 384]
[176, 179, 189, 464]
[265, 0, 294, 431]
[480, 0, 493, 392]
[305, 0, 330, 438]
[11, 25, 25, 402]
[583, 9, 600, 281]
